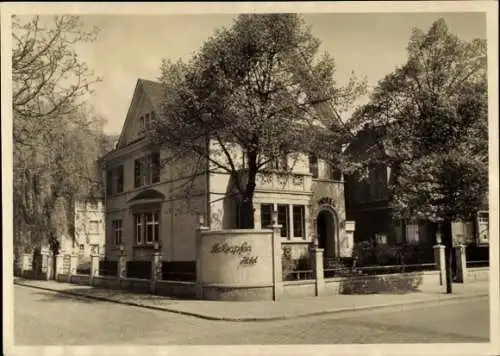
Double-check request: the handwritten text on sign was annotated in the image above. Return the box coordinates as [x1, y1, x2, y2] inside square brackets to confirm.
[210, 242, 258, 266]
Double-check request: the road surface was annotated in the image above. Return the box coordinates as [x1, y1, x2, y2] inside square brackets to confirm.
[13, 284, 489, 345]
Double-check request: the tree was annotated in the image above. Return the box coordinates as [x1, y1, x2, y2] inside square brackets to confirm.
[152, 14, 365, 228]
[345, 19, 487, 293]
[12, 15, 104, 259]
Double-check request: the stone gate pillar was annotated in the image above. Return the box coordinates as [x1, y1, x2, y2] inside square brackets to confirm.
[270, 210, 283, 301]
[433, 244, 446, 285]
[150, 243, 163, 294]
[90, 244, 100, 284]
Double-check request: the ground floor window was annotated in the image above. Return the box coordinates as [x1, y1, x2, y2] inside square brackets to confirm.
[112, 219, 123, 245]
[260, 203, 306, 239]
[261, 204, 273, 228]
[292, 205, 305, 238]
[277, 204, 289, 238]
[134, 212, 159, 245]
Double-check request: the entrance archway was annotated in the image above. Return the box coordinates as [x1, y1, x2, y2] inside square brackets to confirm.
[316, 209, 337, 259]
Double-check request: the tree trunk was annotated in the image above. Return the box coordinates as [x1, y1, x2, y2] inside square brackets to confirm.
[238, 151, 258, 229]
[441, 221, 453, 294]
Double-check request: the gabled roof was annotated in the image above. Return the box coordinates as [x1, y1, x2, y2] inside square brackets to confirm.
[115, 79, 165, 150]
[139, 79, 165, 110]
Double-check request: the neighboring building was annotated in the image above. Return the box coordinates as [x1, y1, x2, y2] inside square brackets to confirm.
[101, 79, 352, 268]
[73, 198, 106, 261]
[344, 125, 489, 248]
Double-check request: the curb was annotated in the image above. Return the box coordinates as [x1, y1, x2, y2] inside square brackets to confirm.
[14, 281, 488, 322]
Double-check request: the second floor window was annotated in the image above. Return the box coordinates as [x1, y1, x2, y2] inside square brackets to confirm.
[134, 152, 160, 188]
[329, 164, 342, 181]
[106, 165, 124, 196]
[309, 154, 318, 178]
[89, 220, 99, 234]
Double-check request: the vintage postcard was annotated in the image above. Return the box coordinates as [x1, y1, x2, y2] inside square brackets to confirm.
[2, 1, 499, 356]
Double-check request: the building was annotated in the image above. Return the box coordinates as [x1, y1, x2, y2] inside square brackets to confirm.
[101, 79, 354, 271]
[72, 198, 106, 262]
[344, 125, 489, 249]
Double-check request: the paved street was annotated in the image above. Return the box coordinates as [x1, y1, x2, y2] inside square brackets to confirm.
[14, 284, 489, 345]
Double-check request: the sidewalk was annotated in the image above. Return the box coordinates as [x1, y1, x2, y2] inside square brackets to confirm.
[14, 278, 489, 322]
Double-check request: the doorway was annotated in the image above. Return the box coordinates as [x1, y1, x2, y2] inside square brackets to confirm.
[316, 209, 337, 259]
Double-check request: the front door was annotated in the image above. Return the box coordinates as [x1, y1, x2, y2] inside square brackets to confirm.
[316, 210, 336, 259]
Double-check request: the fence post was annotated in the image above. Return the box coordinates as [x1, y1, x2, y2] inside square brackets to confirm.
[46, 251, 54, 280]
[55, 254, 64, 280]
[90, 244, 100, 285]
[433, 244, 446, 285]
[310, 238, 325, 296]
[69, 253, 78, 277]
[195, 216, 209, 300]
[150, 243, 163, 294]
[454, 244, 468, 283]
[270, 210, 284, 301]
[21, 253, 33, 278]
[117, 244, 127, 282]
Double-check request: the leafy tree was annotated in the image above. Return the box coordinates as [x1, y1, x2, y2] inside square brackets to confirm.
[345, 18, 487, 293]
[12, 15, 104, 260]
[153, 14, 365, 228]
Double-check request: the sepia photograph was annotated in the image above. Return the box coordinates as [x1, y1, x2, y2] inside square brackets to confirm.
[2, 2, 498, 356]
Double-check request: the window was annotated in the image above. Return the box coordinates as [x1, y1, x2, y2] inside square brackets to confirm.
[134, 212, 160, 245]
[260, 204, 273, 228]
[405, 220, 419, 244]
[139, 115, 145, 133]
[275, 155, 288, 171]
[277, 204, 289, 238]
[309, 154, 318, 178]
[107, 165, 124, 196]
[369, 164, 387, 200]
[88, 201, 99, 210]
[112, 220, 123, 245]
[292, 205, 305, 238]
[135, 214, 143, 244]
[89, 220, 99, 234]
[329, 164, 342, 181]
[134, 152, 160, 188]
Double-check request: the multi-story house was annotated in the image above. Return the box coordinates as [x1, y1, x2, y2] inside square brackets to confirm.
[101, 79, 354, 272]
[344, 125, 489, 249]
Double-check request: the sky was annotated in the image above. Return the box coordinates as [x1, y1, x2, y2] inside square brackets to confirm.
[43, 12, 487, 135]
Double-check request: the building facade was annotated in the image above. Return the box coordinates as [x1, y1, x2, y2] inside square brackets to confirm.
[344, 126, 489, 248]
[102, 79, 353, 267]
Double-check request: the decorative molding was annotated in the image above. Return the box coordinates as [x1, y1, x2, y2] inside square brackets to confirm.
[318, 197, 336, 207]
